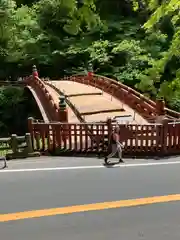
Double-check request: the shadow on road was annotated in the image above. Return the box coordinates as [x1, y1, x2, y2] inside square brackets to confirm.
[103, 162, 120, 168]
[0, 157, 7, 170]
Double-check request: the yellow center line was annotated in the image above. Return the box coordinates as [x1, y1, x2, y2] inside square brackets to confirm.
[1, 194, 180, 222]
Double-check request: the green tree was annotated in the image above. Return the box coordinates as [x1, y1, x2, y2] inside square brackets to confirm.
[0, 0, 16, 78]
[132, 0, 180, 103]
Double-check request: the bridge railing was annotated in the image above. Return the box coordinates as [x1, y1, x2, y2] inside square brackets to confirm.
[23, 67, 68, 123]
[164, 108, 180, 119]
[24, 75, 60, 122]
[62, 74, 180, 122]
[2, 67, 180, 122]
[62, 75, 157, 122]
[29, 118, 180, 156]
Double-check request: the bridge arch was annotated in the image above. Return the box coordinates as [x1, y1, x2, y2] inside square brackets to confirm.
[24, 86, 50, 123]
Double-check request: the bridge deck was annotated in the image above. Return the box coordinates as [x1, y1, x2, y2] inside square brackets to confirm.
[48, 81, 147, 124]
[45, 85, 80, 122]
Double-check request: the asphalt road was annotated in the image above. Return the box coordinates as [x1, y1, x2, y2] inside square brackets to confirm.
[1, 157, 180, 239]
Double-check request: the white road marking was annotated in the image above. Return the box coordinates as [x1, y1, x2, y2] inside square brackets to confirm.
[0, 160, 180, 173]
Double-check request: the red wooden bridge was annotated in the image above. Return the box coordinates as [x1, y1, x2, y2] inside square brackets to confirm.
[2, 66, 180, 156]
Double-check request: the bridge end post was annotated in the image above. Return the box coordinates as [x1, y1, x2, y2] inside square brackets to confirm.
[155, 98, 167, 124]
[87, 63, 94, 86]
[58, 95, 68, 122]
[32, 65, 39, 79]
[156, 98, 165, 116]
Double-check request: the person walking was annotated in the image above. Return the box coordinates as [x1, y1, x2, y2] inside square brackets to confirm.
[104, 125, 124, 164]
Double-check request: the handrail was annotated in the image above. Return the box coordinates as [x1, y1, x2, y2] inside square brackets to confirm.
[23, 76, 59, 122]
[62, 75, 157, 122]
[62, 74, 180, 121]
[63, 74, 157, 107]
[94, 74, 157, 108]
[165, 108, 180, 118]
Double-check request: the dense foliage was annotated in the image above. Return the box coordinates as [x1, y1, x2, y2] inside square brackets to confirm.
[0, 87, 42, 137]
[0, 0, 180, 135]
